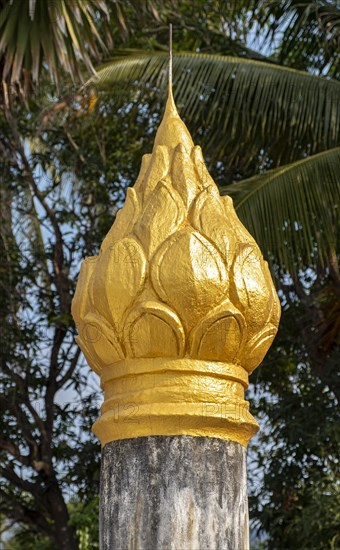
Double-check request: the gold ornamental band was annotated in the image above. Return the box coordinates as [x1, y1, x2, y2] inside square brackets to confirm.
[93, 358, 259, 447]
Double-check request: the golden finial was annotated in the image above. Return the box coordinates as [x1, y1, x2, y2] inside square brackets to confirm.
[154, 24, 194, 151]
[72, 36, 281, 447]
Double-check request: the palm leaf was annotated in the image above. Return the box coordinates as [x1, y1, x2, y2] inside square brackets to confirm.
[88, 52, 340, 168]
[0, 0, 172, 93]
[221, 147, 340, 277]
[234, 0, 340, 77]
[0, 0, 111, 90]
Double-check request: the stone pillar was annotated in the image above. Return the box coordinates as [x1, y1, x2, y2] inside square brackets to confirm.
[100, 437, 248, 550]
[72, 78, 280, 549]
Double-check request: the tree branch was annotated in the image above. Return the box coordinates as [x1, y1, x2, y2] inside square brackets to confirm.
[2, 395, 39, 458]
[0, 488, 53, 536]
[0, 439, 30, 467]
[57, 347, 81, 389]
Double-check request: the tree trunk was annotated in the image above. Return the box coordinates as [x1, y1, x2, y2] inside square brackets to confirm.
[100, 436, 249, 550]
[46, 482, 78, 550]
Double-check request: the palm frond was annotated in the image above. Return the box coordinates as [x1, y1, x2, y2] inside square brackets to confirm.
[88, 52, 340, 168]
[0, 0, 110, 91]
[0, 0, 174, 95]
[222, 148, 340, 277]
[235, 0, 340, 77]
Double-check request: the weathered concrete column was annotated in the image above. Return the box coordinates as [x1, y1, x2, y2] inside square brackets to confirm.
[100, 437, 248, 550]
[72, 67, 281, 549]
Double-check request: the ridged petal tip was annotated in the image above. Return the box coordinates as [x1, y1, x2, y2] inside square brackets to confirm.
[153, 88, 194, 152]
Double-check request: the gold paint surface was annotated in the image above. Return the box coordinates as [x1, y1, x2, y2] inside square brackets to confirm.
[72, 88, 280, 447]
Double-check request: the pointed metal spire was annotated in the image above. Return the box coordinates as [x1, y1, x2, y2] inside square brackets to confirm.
[153, 23, 194, 151]
[169, 23, 173, 93]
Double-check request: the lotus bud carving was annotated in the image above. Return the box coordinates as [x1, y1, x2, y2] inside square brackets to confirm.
[72, 87, 281, 447]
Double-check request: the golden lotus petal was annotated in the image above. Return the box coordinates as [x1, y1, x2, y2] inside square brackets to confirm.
[190, 145, 213, 188]
[138, 145, 169, 202]
[134, 179, 185, 258]
[222, 195, 256, 244]
[124, 301, 185, 358]
[171, 144, 198, 208]
[191, 186, 236, 269]
[241, 324, 278, 373]
[78, 312, 124, 372]
[101, 188, 140, 250]
[151, 227, 228, 330]
[134, 153, 151, 192]
[230, 244, 273, 338]
[75, 335, 101, 375]
[90, 237, 146, 329]
[71, 256, 97, 326]
[270, 283, 281, 327]
[190, 300, 245, 362]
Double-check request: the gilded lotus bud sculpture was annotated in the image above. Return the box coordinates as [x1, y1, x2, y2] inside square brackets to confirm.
[72, 87, 280, 447]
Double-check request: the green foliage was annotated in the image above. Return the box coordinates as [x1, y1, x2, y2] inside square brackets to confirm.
[225, 148, 340, 276]
[249, 272, 340, 549]
[3, 529, 54, 550]
[3, 498, 99, 550]
[69, 498, 100, 550]
[0, 0, 170, 95]
[249, 0, 340, 78]
[90, 51, 340, 168]
[0, 0, 109, 90]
